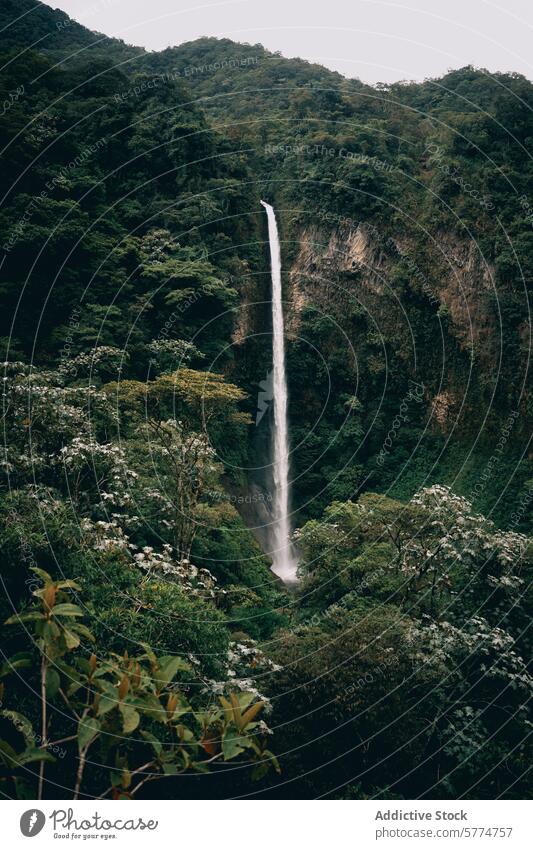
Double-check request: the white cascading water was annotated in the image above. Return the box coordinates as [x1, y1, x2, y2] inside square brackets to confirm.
[261, 200, 299, 582]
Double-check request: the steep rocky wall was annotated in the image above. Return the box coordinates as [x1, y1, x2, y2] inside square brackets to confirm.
[282, 222, 510, 433]
[287, 222, 497, 355]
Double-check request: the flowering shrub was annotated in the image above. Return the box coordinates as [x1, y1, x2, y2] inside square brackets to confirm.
[135, 544, 218, 599]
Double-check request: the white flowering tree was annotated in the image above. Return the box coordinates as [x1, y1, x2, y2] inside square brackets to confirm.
[1, 360, 132, 514]
[107, 367, 249, 560]
[405, 485, 529, 616]
[406, 613, 532, 793]
[298, 486, 530, 618]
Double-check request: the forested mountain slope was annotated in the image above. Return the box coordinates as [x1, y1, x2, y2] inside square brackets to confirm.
[142, 36, 533, 522]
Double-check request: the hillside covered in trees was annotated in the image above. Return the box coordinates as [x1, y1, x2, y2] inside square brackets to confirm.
[0, 0, 531, 800]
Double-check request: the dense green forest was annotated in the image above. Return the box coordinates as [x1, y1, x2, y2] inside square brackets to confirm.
[0, 0, 531, 800]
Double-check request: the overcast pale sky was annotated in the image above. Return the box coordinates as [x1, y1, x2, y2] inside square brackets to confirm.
[43, 0, 533, 84]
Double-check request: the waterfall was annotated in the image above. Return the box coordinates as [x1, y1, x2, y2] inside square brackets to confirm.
[261, 200, 299, 582]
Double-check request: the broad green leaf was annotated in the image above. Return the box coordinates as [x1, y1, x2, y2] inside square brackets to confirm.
[162, 762, 179, 775]
[72, 623, 95, 641]
[29, 567, 53, 584]
[18, 748, 56, 766]
[99, 679, 118, 696]
[55, 580, 81, 591]
[55, 658, 79, 679]
[175, 724, 195, 743]
[63, 629, 80, 650]
[135, 693, 166, 721]
[222, 728, 250, 760]
[0, 653, 31, 677]
[192, 761, 211, 773]
[41, 621, 60, 641]
[140, 730, 162, 756]
[51, 603, 84, 618]
[119, 704, 140, 734]
[78, 717, 100, 751]
[252, 760, 270, 781]
[0, 740, 19, 765]
[235, 691, 256, 710]
[262, 749, 281, 774]
[169, 706, 189, 722]
[46, 668, 60, 698]
[0, 711, 34, 745]
[5, 612, 44, 624]
[76, 658, 93, 675]
[95, 693, 117, 717]
[66, 678, 84, 698]
[140, 643, 157, 667]
[154, 655, 190, 689]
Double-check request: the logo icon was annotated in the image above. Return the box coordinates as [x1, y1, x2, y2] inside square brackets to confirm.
[256, 370, 274, 425]
[20, 809, 46, 837]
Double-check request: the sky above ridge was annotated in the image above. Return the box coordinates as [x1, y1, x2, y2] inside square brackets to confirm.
[42, 0, 533, 85]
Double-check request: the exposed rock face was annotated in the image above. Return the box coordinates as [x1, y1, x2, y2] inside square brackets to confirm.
[232, 295, 254, 345]
[231, 262, 260, 346]
[232, 219, 520, 441]
[433, 231, 496, 354]
[287, 222, 499, 362]
[431, 391, 458, 432]
[286, 222, 413, 358]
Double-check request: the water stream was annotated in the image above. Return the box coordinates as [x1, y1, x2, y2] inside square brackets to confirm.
[260, 200, 299, 582]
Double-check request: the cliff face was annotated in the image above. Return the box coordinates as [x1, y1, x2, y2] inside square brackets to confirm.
[282, 222, 504, 434]
[288, 223, 497, 361]
[229, 207, 526, 494]
[285, 225, 423, 457]
[429, 232, 497, 353]
[287, 223, 403, 332]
